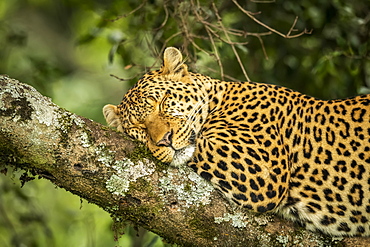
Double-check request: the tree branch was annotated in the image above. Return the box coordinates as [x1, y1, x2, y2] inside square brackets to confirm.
[1, 75, 369, 246]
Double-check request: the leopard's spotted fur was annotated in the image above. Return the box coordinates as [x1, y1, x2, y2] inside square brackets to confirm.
[104, 47, 370, 236]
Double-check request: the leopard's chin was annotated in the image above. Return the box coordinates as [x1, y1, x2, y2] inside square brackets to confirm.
[170, 144, 196, 168]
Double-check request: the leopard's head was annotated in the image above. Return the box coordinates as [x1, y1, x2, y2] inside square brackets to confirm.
[103, 47, 210, 166]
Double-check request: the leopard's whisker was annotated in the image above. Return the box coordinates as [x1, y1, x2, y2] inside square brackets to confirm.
[185, 95, 208, 133]
[187, 94, 209, 122]
[186, 95, 207, 122]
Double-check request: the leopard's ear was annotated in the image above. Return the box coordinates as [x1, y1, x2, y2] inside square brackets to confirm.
[161, 47, 188, 76]
[103, 104, 123, 132]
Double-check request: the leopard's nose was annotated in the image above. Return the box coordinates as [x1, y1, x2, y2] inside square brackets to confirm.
[156, 131, 173, 147]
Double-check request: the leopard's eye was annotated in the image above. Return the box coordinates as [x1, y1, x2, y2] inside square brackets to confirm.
[125, 115, 146, 131]
[159, 93, 170, 112]
[145, 96, 157, 106]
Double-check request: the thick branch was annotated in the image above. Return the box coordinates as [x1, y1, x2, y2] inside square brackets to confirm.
[0, 75, 368, 246]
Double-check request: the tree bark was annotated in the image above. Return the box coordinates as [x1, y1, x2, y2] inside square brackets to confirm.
[0, 75, 369, 246]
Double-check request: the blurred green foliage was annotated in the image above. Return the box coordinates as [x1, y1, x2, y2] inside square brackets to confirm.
[0, 0, 369, 246]
[0, 170, 162, 247]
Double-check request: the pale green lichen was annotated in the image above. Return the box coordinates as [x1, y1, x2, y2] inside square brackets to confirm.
[55, 110, 86, 134]
[256, 233, 272, 247]
[106, 174, 129, 196]
[79, 131, 91, 148]
[159, 166, 214, 208]
[95, 144, 115, 166]
[275, 235, 289, 246]
[331, 236, 343, 242]
[0, 78, 60, 127]
[106, 158, 155, 196]
[0, 78, 58, 164]
[214, 212, 248, 228]
[92, 133, 156, 197]
[30, 98, 58, 127]
[253, 213, 273, 226]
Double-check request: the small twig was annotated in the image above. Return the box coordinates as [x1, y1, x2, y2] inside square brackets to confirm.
[109, 60, 160, 82]
[189, 0, 224, 79]
[154, 1, 170, 30]
[212, 3, 250, 81]
[251, 0, 276, 3]
[206, 27, 224, 79]
[286, 16, 313, 38]
[177, 4, 211, 57]
[200, 21, 250, 41]
[108, 1, 147, 22]
[232, 0, 312, 38]
[110, 74, 136, 82]
[164, 32, 182, 46]
[206, 27, 250, 45]
[201, 65, 241, 82]
[256, 35, 269, 60]
[228, 28, 272, 38]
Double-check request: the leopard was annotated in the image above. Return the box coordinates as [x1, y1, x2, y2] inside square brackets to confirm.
[103, 47, 370, 236]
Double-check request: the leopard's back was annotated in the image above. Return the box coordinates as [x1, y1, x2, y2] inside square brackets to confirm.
[278, 94, 370, 236]
[104, 47, 370, 236]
